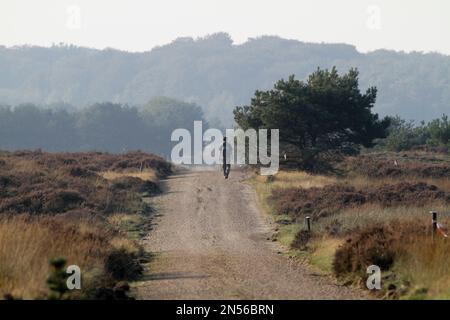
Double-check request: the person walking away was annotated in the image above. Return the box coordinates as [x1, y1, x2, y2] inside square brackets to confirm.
[222, 137, 232, 179]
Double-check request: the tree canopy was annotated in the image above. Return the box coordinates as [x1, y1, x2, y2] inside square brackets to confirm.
[234, 68, 390, 169]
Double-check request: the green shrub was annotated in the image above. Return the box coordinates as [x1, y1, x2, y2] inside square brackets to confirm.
[47, 257, 69, 300]
[291, 230, 311, 250]
[426, 114, 450, 147]
[105, 248, 143, 281]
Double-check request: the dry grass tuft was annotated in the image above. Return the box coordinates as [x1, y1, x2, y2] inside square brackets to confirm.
[342, 175, 450, 193]
[0, 215, 111, 299]
[101, 169, 158, 183]
[397, 237, 450, 298]
[255, 170, 336, 189]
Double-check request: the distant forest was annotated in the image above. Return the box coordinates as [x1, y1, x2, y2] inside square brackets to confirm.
[0, 97, 205, 157]
[1, 33, 450, 127]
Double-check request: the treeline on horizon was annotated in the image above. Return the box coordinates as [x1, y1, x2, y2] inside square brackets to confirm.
[1, 33, 450, 127]
[1, 97, 449, 157]
[0, 97, 205, 157]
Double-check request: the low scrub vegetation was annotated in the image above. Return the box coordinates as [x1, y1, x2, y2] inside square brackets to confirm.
[270, 182, 449, 221]
[0, 151, 171, 299]
[0, 151, 169, 215]
[253, 151, 450, 299]
[333, 221, 427, 277]
[337, 152, 450, 179]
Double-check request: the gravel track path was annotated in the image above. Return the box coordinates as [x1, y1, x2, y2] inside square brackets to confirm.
[136, 168, 365, 299]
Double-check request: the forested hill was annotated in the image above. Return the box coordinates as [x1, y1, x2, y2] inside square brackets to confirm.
[1, 32, 449, 126]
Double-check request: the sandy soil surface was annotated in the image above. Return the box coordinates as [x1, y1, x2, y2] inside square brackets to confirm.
[135, 167, 365, 299]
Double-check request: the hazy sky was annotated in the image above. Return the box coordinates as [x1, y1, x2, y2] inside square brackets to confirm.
[1, 0, 449, 54]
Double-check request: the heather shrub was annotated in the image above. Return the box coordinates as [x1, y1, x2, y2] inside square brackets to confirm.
[105, 248, 143, 281]
[270, 182, 449, 220]
[333, 221, 428, 278]
[337, 153, 450, 179]
[0, 151, 170, 299]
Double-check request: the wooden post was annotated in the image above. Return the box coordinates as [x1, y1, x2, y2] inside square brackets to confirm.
[305, 216, 311, 233]
[431, 211, 437, 238]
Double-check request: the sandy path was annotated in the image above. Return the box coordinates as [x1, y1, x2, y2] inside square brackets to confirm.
[135, 168, 364, 299]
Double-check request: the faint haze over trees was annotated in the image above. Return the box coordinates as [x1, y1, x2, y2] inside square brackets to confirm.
[0, 98, 205, 156]
[1, 33, 449, 127]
